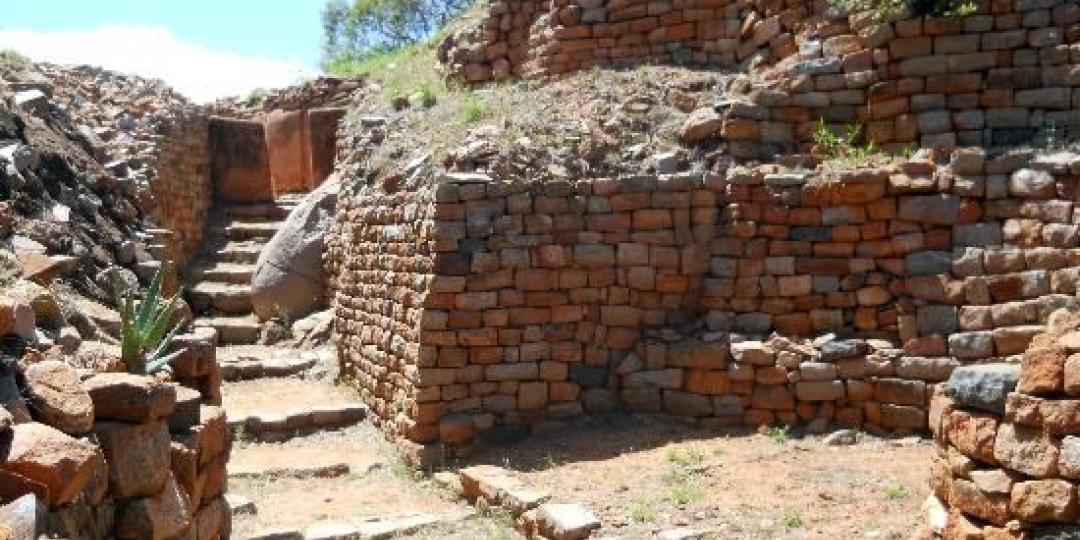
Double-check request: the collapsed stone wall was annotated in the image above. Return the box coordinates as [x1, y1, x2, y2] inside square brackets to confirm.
[719, 0, 1080, 160]
[0, 337, 229, 539]
[149, 111, 212, 266]
[439, 0, 809, 83]
[328, 148, 1080, 456]
[929, 310, 1080, 537]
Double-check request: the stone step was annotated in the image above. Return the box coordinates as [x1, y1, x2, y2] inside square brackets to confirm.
[191, 262, 255, 285]
[144, 228, 174, 242]
[221, 203, 296, 221]
[227, 404, 367, 440]
[215, 221, 281, 241]
[133, 260, 162, 281]
[193, 315, 260, 345]
[212, 242, 265, 264]
[147, 243, 169, 260]
[220, 351, 319, 381]
[188, 282, 253, 314]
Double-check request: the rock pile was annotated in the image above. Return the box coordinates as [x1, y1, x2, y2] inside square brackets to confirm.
[929, 309, 1080, 537]
[213, 76, 363, 119]
[0, 59, 206, 307]
[0, 331, 229, 539]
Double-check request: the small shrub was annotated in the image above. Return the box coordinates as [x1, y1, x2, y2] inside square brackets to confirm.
[783, 510, 805, 528]
[462, 95, 485, 123]
[812, 119, 878, 165]
[767, 425, 790, 444]
[884, 483, 910, 500]
[0, 49, 27, 66]
[826, 0, 976, 21]
[245, 88, 269, 108]
[116, 267, 185, 376]
[666, 483, 704, 505]
[417, 83, 438, 108]
[0, 251, 18, 288]
[667, 447, 704, 467]
[629, 500, 657, 523]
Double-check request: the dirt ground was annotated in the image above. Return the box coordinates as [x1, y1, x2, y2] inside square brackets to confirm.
[459, 414, 934, 540]
[229, 425, 469, 538]
[225, 398, 932, 539]
[220, 377, 360, 419]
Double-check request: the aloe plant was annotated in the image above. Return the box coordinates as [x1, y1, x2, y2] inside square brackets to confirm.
[116, 266, 185, 375]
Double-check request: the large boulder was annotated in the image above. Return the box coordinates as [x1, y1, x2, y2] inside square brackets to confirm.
[250, 180, 338, 321]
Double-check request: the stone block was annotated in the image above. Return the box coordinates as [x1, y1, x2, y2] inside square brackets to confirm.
[994, 422, 1060, 478]
[946, 364, 1020, 414]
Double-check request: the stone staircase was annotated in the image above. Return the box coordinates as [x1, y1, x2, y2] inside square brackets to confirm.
[187, 197, 302, 345]
[218, 346, 479, 540]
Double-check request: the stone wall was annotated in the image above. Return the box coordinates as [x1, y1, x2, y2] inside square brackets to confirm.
[327, 149, 1080, 457]
[150, 110, 212, 266]
[929, 310, 1080, 537]
[325, 181, 439, 460]
[439, 0, 806, 83]
[718, 0, 1080, 160]
[0, 339, 229, 539]
[441, 1, 1079, 155]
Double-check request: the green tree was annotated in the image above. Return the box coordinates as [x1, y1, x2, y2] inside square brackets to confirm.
[321, 0, 472, 70]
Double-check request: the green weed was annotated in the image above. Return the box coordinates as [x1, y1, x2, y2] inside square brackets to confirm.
[884, 483, 909, 500]
[629, 500, 658, 523]
[783, 510, 804, 528]
[462, 95, 485, 123]
[767, 425, 790, 444]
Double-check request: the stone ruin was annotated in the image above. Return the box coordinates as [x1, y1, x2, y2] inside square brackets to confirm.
[931, 309, 1080, 536]
[0, 333, 229, 539]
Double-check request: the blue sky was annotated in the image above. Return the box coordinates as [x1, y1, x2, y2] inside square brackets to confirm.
[0, 1, 329, 101]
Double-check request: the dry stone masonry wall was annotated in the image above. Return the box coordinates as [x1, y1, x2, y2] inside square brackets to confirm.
[325, 182, 440, 460]
[439, 0, 810, 83]
[327, 149, 1080, 458]
[930, 310, 1080, 537]
[720, 0, 1080, 159]
[149, 111, 212, 266]
[0, 337, 229, 539]
[442, 0, 1079, 156]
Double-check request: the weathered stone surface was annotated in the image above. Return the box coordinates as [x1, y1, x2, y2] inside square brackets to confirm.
[1060, 436, 1080, 480]
[1009, 479, 1077, 523]
[83, 373, 176, 423]
[945, 364, 1019, 414]
[528, 503, 601, 540]
[114, 474, 191, 540]
[1009, 168, 1057, 198]
[1019, 345, 1067, 396]
[0, 494, 45, 540]
[0, 423, 101, 508]
[23, 361, 94, 434]
[993, 422, 1059, 478]
[251, 180, 338, 321]
[93, 419, 171, 498]
[459, 465, 550, 514]
[819, 339, 868, 361]
[949, 478, 1011, 526]
[944, 409, 999, 464]
[679, 107, 722, 143]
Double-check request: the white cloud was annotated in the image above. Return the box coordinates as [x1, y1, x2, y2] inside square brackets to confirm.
[0, 25, 317, 103]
